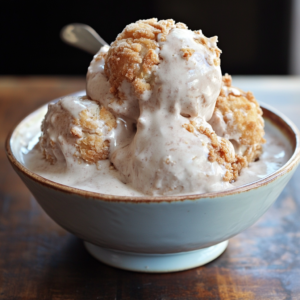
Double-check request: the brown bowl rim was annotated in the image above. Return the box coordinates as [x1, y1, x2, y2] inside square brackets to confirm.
[5, 101, 300, 203]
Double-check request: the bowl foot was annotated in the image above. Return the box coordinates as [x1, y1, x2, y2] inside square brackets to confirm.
[84, 240, 228, 273]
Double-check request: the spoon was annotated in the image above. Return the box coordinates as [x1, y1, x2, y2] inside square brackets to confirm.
[60, 23, 108, 55]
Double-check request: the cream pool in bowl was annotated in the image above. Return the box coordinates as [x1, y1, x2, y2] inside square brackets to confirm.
[6, 94, 300, 273]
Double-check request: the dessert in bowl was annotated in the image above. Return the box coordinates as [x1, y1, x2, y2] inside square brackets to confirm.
[6, 19, 300, 272]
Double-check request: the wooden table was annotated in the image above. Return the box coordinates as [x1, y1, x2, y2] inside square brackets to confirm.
[1, 76, 300, 299]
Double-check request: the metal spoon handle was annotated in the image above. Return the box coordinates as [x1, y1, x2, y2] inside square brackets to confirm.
[60, 23, 108, 55]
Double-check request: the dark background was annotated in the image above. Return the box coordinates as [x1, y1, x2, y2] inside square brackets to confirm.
[1, 0, 291, 76]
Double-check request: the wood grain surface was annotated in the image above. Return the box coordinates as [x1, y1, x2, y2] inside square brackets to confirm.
[1, 77, 300, 300]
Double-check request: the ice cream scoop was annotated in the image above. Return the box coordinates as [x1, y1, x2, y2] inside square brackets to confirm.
[209, 74, 265, 169]
[40, 96, 116, 166]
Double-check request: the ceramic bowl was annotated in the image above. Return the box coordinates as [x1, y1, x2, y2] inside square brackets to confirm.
[6, 95, 300, 273]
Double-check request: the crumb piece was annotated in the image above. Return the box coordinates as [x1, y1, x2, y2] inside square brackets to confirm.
[215, 48, 221, 58]
[165, 157, 175, 165]
[77, 135, 110, 164]
[194, 33, 222, 60]
[181, 48, 195, 60]
[214, 57, 220, 66]
[99, 106, 117, 130]
[206, 54, 214, 66]
[246, 91, 255, 102]
[105, 18, 177, 100]
[222, 73, 232, 87]
[74, 104, 116, 163]
[49, 139, 56, 148]
[216, 75, 265, 148]
[133, 78, 151, 97]
[79, 110, 98, 131]
[182, 123, 194, 133]
[104, 18, 190, 101]
[207, 73, 266, 178]
[142, 49, 159, 73]
[42, 148, 55, 165]
[182, 121, 250, 182]
[176, 22, 188, 29]
[95, 51, 108, 62]
[40, 98, 117, 166]
[194, 35, 207, 46]
[70, 127, 82, 138]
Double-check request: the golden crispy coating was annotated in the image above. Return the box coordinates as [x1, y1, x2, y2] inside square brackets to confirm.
[216, 94, 264, 146]
[105, 18, 180, 99]
[73, 106, 116, 133]
[193, 31, 221, 66]
[222, 73, 232, 87]
[183, 121, 248, 182]
[192, 122, 244, 181]
[213, 57, 220, 67]
[77, 136, 110, 164]
[41, 148, 55, 165]
[216, 74, 265, 163]
[74, 106, 116, 163]
[176, 22, 188, 29]
[99, 106, 117, 131]
[41, 100, 117, 165]
[185, 74, 265, 181]
[104, 18, 222, 103]
[181, 48, 195, 60]
[94, 51, 108, 62]
[182, 123, 194, 132]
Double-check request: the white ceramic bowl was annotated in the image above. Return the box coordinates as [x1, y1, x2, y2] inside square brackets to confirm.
[6, 97, 300, 273]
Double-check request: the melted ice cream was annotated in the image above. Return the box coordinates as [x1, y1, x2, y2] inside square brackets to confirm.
[21, 116, 292, 197]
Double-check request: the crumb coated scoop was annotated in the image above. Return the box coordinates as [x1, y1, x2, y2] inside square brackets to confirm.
[87, 18, 235, 195]
[39, 18, 266, 196]
[40, 96, 116, 166]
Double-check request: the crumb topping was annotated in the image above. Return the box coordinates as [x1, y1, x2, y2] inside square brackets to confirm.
[181, 48, 195, 60]
[209, 74, 265, 168]
[193, 30, 222, 65]
[222, 73, 232, 87]
[77, 136, 110, 164]
[40, 99, 117, 165]
[217, 75, 265, 151]
[183, 121, 248, 182]
[74, 106, 116, 163]
[105, 18, 177, 99]
[94, 51, 108, 62]
[104, 18, 222, 105]
[182, 75, 265, 182]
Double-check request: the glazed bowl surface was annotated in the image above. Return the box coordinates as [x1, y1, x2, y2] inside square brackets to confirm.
[6, 93, 300, 272]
